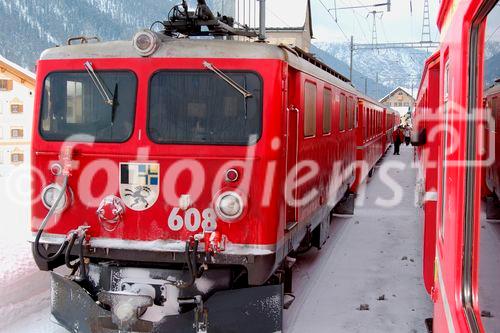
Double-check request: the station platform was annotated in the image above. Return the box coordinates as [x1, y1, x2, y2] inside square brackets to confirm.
[284, 144, 433, 333]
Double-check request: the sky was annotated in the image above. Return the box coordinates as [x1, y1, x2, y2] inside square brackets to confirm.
[233, 0, 441, 45]
[309, 0, 441, 44]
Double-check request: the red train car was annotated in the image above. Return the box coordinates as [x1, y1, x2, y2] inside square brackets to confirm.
[484, 82, 500, 216]
[28, 5, 379, 331]
[413, 50, 440, 295]
[383, 107, 398, 153]
[414, 0, 500, 332]
[351, 97, 386, 192]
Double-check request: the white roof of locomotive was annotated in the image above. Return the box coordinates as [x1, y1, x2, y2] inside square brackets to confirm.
[40, 37, 359, 96]
[40, 39, 286, 62]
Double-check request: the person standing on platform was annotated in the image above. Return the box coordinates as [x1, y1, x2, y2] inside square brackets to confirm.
[404, 126, 411, 146]
[393, 126, 404, 155]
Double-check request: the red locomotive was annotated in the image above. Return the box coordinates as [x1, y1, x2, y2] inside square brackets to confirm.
[413, 0, 500, 331]
[30, 2, 399, 332]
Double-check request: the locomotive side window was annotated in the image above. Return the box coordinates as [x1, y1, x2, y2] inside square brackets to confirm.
[339, 94, 346, 131]
[323, 88, 332, 134]
[304, 81, 317, 137]
[40, 71, 136, 142]
[148, 71, 262, 145]
[354, 104, 358, 128]
[347, 96, 354, 130]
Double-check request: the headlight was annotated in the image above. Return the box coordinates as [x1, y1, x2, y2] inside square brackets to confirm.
[41, 183, 68, 211]
[215, 191, 244, 221]
[132, 29, 160, 57]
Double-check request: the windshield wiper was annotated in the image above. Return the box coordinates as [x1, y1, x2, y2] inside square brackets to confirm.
[203, 61, 253, 98]
[84, 61, 114, 106]
[111, 83, 119, 125]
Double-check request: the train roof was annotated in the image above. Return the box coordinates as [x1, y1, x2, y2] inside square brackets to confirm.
[40, 38, 285, 62]
[485, 80, 500, 96]
[357, 93, 387, 110]
[39, 37, 358, 96]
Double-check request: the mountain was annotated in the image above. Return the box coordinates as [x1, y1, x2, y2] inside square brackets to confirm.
[0, 0, 228, 70]
[1, 0, 434, 101]
[313, 41, 432, 100]
[310, 45, 390, 99]
[485, 41, 500, 87]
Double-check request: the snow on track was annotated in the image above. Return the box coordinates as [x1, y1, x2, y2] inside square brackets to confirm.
[1, 145, 431, 332]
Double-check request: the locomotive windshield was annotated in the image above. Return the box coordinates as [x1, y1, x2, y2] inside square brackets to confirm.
[148, 71, 262, 145]
[40, 71, 136, 142]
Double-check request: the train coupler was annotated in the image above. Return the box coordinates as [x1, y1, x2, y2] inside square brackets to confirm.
[98, 291, 154, 332]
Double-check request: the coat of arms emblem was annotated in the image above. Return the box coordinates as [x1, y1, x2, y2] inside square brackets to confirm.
[119, 162, 160, 211]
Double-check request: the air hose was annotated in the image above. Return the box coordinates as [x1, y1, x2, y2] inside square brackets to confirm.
[64, 230, 88, 281]
[34, 175, 69, 262]
[65, 232, 79, 270]
[178, 238, 205, 289]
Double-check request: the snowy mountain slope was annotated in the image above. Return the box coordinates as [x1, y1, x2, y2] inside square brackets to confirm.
[314, 41, 432, 98]
[486, 40, 500, 60]
[0, 0, 228, 70]
[311, 45, 390, 99]
[486, 41, 500, 86]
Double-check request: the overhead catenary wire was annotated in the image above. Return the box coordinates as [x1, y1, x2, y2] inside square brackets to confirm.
[266, 6, 291, 28]
[341, 0, 371, 43]
[486, 23, 500, 43]
[318, 0, 350, 42]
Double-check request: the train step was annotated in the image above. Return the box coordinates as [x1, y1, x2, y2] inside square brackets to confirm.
[425, 318, 433, 333]
[333, 192, 355, 215]
[486, 195, 500, 221]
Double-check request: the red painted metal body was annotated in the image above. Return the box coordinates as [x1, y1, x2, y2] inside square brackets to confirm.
[418, 0, 499, 332]
[31, 58, 286, 247]
[30, 40, 383, 288]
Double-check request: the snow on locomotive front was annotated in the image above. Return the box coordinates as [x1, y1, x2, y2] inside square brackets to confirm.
[30, 15, 288, 333]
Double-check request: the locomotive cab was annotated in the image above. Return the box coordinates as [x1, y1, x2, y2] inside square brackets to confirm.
[31, 32, 289, 332]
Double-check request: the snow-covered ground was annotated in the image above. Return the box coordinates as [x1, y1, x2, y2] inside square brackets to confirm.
[284, 145, 432, 332]
[0, 169, 67, 333]
[0, 145, 431, 332]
